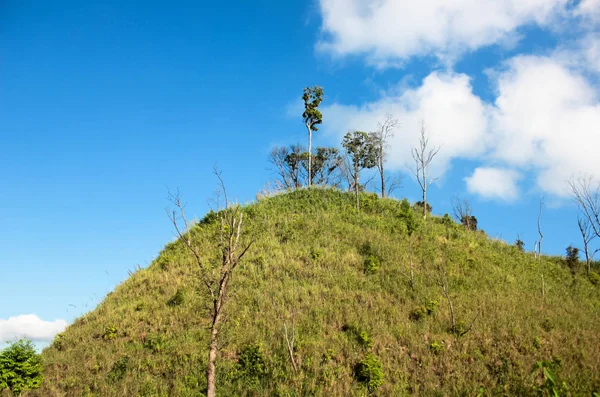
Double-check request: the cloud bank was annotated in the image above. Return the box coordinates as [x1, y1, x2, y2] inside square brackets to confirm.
[322, 55, 600, 200]
[0, 315, 68, 343]
[317, 0, 573, 66]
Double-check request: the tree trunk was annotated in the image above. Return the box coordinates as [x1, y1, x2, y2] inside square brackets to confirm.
[354, 164, 360, 211]
[206, 309, 222, 397]
[380, 164, 386, 199]
[423, 187, 427, 220]
[307, 126, 312, 187]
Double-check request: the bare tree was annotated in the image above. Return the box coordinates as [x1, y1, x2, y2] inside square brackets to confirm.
[435, 263, 456, 334]
[578, 216, 599, 274]
[370, 113, 400, 198]
[268, 145, 304, 190]
[452, 196, 477, 231]
[569, 175, 600, 237]
[570, 176, 600, 274]
[534, 197, 545, 260]
[167, 170, 254, 397]
[410, 121, 440, 220]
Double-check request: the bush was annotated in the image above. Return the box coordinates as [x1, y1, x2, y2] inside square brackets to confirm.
[409, 306, 428, 321]
[364, 255, 380, 275]
[430, 341, 444, 355]
[354, 353, 384, 392]
[588, 271, 600, 286]
[102, 326, 119, 341]
[342, 325, 373, 349]
[106, 356, 128, 384]
[0, 339, 43, 394]
[167, 290, 185, 307]
[237, 344, 267, 385]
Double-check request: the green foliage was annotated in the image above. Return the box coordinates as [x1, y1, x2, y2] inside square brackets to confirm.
[429, 341, 444, 355]
[354, 353, 384, 392]
[102, 326, 119, 341]
[414, 201, 432, 214]
[342, 325, 373, 349]
[589, 271, 600, 286]
[302, 86, 323, 132]
[531, 359, 568, 396]
[143, 335, 164, 353]
[236, 344, 267, 385]
[25, 188, 600, 397]
[106, 356, 128, 384]
[461, 215, 478, 231]
[364, 254, 380, 275]
[167, 289, 185, 307]
[516, 237, 526, 252]
[0, 339, 43, 395]
[565, 245, 580, 275]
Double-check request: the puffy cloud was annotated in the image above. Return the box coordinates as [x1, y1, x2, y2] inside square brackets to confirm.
[322, 71, 489, 178]
[0, 315, 68, 343]
[488, 55, 600, 196]
[317, 0, 568, 66]
[322, 54, 600, 199]
[464, 167, 522, 201]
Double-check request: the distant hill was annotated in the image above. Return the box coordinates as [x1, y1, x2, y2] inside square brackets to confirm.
[23, 189, 600, 396]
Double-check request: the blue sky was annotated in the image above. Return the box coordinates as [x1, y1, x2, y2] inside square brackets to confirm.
[1, 0, 599, 344]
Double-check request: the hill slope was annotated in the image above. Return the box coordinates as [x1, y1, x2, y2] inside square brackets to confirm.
[26, 189, 600, 396]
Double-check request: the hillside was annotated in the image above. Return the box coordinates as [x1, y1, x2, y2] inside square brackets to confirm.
[25, 189, 600, 396]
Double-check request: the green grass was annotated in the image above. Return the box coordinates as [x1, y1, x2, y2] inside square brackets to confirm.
[20, 188, 600, 396]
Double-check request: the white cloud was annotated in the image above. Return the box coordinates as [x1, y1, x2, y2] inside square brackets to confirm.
[0, 315, 68, 343]
[465, 167, 522, 201]
[574, 0, 600, 19]
[322, 54, 600, 199]
[322, 71, 489, 178]
[488, 55, 600, 196]
[317, 0, 568, 66]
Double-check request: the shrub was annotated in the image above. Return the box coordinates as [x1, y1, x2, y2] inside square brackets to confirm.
[409, 306, 428, 321]
[430, 341, 444, 355]
[106, 356, 128, 384]
[342, 325, 373, 349]
[143, 336, 164, 353]
[354, 353, 384, 392]
[588, 271, 600, 286]
[0, 339, 43, 394]
[237, 344, 267, 385]
[515, 238, 525, 252]
[364, 255, 380, 275]
[53, 333, 65, 351]
[167, 289, 185, 307]
[102, 326, 119, 341]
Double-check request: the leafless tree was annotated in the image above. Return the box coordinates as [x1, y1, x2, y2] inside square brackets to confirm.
[268, 145, 303, 190]
[409, 121, 440, 220]
[569, 175, 600, 237]
[570, 176, 600, 274]
[452, 196, 475, 231]
[167, 169, 254, 397]
[578, 216, 599, 274]
[534, 197, 545, 260]
[370, 113, 400, 198]
[435, 263, 456, 334]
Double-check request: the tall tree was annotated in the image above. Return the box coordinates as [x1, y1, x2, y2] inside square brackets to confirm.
[370, 113, 400, 198]
[342, 131, 377, 210]
[302, 86, 324, 187]
[409, 122, 440, 220]
[167, 170, 254, 397]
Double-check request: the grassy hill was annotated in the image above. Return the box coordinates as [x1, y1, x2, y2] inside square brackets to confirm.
[23, 189, 600, 396]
